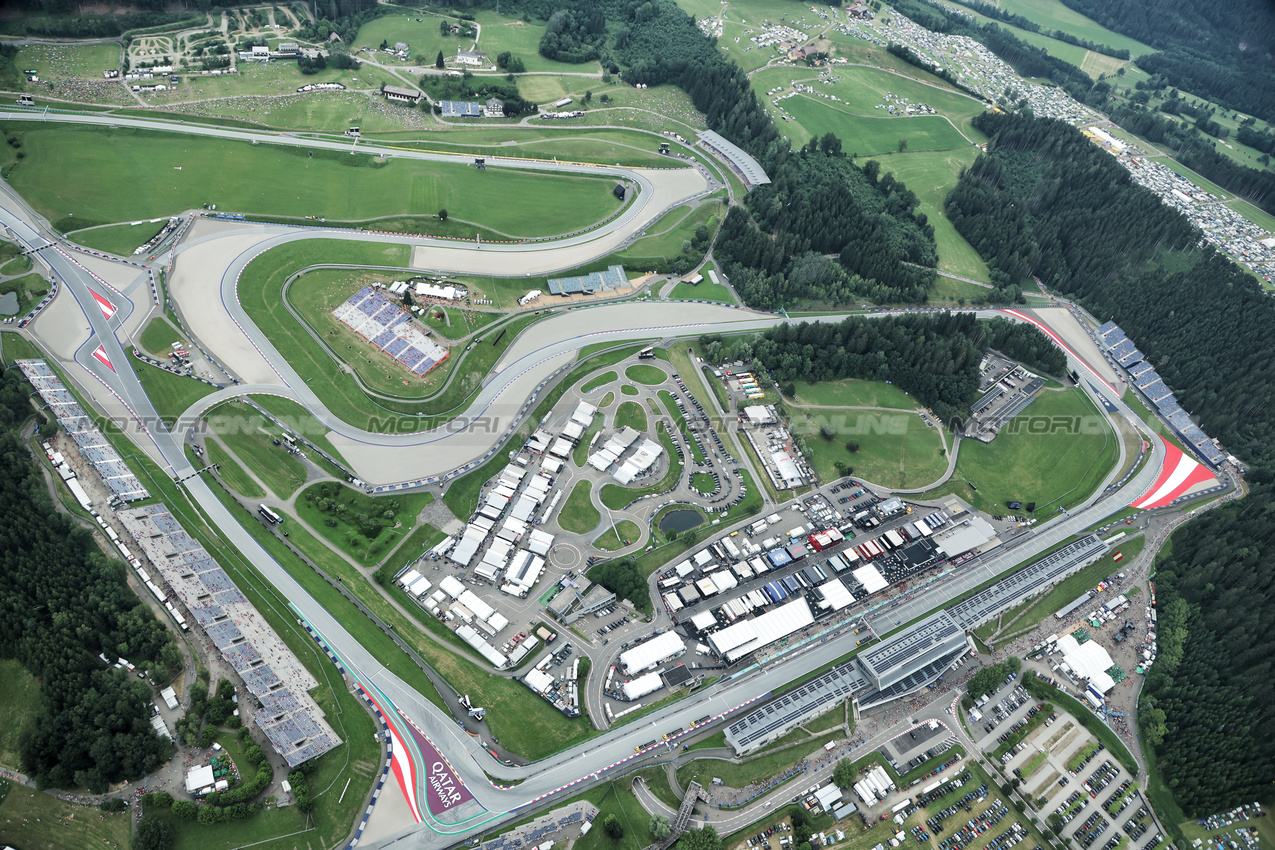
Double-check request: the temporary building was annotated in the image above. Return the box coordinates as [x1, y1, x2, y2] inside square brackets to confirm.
[621, 671, 664, 701]
[853, 565, 889, 594]
[1054, 634, 1116, 693]
[619, 631, 685, 674]
[707, 598, 814, 662]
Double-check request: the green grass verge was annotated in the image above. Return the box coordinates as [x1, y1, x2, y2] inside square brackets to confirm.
[293, 481, 434, 567]
[595, 520, 642, 551]
[139, 315, 188, 358]
[70, 220, 165, 257]
[205, 400, 311, 498]
[582, 370, 617, 394]
[675, 730, 845, 791]
[206, 439, 266, 499]
[130, 358, 215, 427]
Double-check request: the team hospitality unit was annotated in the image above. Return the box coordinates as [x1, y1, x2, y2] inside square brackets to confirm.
[18, 357, 341, 772]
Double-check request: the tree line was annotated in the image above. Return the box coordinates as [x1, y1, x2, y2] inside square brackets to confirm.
[942, 0, 1130, 59]
[0, 368, 178, 791]
[944, 111, 1275, 813]
[727, 313, 1061, 425]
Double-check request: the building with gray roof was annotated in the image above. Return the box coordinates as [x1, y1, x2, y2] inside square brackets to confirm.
[697, 130, 771, 188]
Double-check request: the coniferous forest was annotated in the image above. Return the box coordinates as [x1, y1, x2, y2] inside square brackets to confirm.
[0, 368, 177, 791]
[946, 111, 1275, 813]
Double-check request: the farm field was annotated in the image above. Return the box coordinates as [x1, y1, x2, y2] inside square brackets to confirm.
[979, 0, 1151, 57]
[926, 387, 1118, 514]
[471, 10, 598, 74]
[0, 123, 623, 236]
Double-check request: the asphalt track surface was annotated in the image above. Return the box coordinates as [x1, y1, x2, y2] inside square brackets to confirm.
[0, 114, 1175, 849]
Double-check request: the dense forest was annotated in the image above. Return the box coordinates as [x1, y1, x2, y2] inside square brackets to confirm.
[1055, 0, 1275, 123]
[0, 369, 177, 791]
[946, 112, 1275, 811]
[714, 149, 938, 308]
[707, 313, 1063, 425]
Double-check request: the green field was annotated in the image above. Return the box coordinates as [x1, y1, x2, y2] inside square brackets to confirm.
[927, 388, 1118, 514]
[782, 95, 973, 155]
[138, 315, 188, 358]
[624, 363, 667, 385]
[977, 0, 1151, 57]
[351, 10, 451, 60]
[799, 409, 949, 489]
[131, 359, 215, 426]
[599, 390, 615, 407]
[613, 399, 648, 431]
[791, 377, 919, 409]
[0, 659, 41, 770]
[70, 220, 165, 256]
[671, 278, 735, 303]
[294, 481, 434, 566]
[0, 254, 31, 276]
[206, 438, 267, 499]
[206, 400, 311, 498]
[3, 123, 622, 236]
[930, 273, 994, 302]
[0, 273, 50, 317]
[560, 479, 600, 533]
[690, 471, 716, 493]
[594, 519, 641, 551]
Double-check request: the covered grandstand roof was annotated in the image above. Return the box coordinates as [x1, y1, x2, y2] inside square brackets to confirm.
[697, 130, 771, 187]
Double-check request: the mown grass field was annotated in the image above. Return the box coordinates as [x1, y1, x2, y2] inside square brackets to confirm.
[0, 782, 132, 850]
[613, 399, 648, 431]
[617, 201, 722, 265]
[799, 409, 949, 489]
[983, 0, 1151, 56]
[2, 123, 621, 236]
[876, 148, 992, 283]
[139, 315, 187, 358]
[926, 387, 1118, 514]
[471, 10, 598, 73]
[351, 10, 451, 59]
[13, 43, 120, 78]
[624, 364, 667, 385]
[131, 358, 215, 426]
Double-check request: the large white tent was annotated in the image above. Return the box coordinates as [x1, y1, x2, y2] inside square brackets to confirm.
[1055, 634, 1116, 693]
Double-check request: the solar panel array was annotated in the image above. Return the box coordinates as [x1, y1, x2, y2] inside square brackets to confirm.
[947, 535, 1107, 629]
[118, 504, 340, 767]
[546, 264, 627, 296]
[1094, 326, 1226, 465]
[17, 359, 149, 501]
[858, 611, 965, 691]
[726, 663, 867, 751]
[331, 287, 448, 377]
[439, 100, 483, 117]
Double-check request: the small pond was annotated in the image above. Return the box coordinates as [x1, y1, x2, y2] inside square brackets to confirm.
[659, 508, 704, 535]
